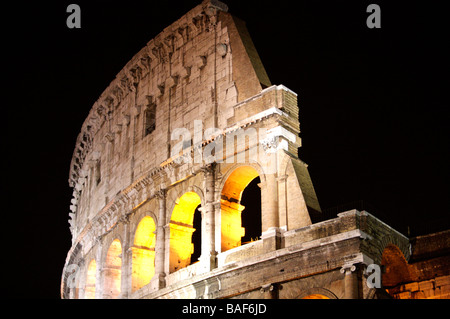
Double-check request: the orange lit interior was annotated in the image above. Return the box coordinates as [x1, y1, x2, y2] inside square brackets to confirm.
[381, 244, 411, 287]
[169, 192, 201, 273]
[132, 216, 156, 292]
[104, 239, 122, 299]
[85, 259, 96, 299]
[221, 166, 259, 252]
[302, 294, 330, 299]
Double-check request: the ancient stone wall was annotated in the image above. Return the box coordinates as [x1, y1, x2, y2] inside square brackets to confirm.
[62, 0, 322, 299]
[62, 0, 448, 300]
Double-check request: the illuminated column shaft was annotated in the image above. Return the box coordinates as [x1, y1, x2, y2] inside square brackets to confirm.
[120, 216, 131, 298]
[341, 264, 359, 299]
[155, 190, 167, 288]
[202, 164, 217, 271]
[95, 237, 104, 299]
[262, 173, 279, 231]
[260, 143, 279, 234]
[276, 174, 288, 230]
[260, 173, 281, 252]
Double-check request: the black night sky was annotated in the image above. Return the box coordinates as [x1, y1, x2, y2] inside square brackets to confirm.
[5, 0, 449, 299]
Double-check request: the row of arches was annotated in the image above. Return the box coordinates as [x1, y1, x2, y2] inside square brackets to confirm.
[73, 161, 411, 300]
[84, 222, 156, 299]
[82, 165, 262, 298]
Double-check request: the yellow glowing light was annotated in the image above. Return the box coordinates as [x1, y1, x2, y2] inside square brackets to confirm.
[171, 192, 201, 225]
[85, 259, 96, 299]
[221, 166, 259, 252]
[104, 239, 122, 299]
[132, 216, 156, 292]
[221, 200, 245, 250]
[302, 294, 330, 299]
[169, 192, 201, 273]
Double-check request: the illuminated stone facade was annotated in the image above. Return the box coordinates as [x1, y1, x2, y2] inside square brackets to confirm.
[61, 0, 449, 299]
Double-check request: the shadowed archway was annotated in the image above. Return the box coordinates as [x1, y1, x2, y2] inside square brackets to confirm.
[221, 165, 261, 252]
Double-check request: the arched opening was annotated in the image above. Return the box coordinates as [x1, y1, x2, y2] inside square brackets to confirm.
[169, 192, 202, 273]
[381, 244, 412, 289]
[221, 165, 261, 252]
[131, 216, 156, 292]
[191, 204, 202, 265]
[296, 288, 338, 299]
[241, 176, 261, 244]
[302, 294, 330, 299]
[103, 239, 122, 299]
[84, 259, 96, 299]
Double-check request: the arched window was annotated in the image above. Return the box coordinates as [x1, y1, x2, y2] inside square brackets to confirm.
[240, 176, 261, 244]
[169, 192, 202, 273]
[191, 205, 202, 265]
[221, 166, 261, 252]
[84, 259, 96, 299]
[296, 288, 337, 299]
[302, 294, 329, 299]
[103, 239, 122, 299]
[381, 244, 412, 290]
[132, 216, 156, 292]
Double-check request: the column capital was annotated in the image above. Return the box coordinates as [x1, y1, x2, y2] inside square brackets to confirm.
[200, 163, 216, 175]
[212, 200, 222, 210]
[340, 264, 357, 275]
[260, 284, 274, 294]
[276, 174, 288, 182]
[118, 213, 130, 224]
[155, 188, 166, 199]
[94, 235, 104, 246]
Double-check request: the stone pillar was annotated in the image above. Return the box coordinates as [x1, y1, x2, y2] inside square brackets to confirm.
[154, 189, 167, 288]
[200, 164, 217, 271]
[260, 173, 281, 252]
[213, 201, 222, 254]
[276, 174, 288, 230]
[120, 215, 131, 298]
[260, 133, 279, 234]
[77, 259, 86, 299]
[340, 264, 359, 299]
[163, 224, 171, 275]
[94, 237, 104, 299]
[103, 131, 114, 204]
[262, 173, 279, 231]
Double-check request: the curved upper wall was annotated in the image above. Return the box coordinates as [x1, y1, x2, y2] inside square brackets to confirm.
[67, 0, 272, 237]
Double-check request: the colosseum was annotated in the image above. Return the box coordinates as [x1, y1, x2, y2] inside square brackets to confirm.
[61, 0, 449, 299]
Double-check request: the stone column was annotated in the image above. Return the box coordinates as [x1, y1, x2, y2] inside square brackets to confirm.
[103, 130, 114, 204]
[94, 236, 104, 299]
[120, 215, 131, 299]
[154, 189, 167, 288]
[259, 175, 279, 233]
[340, 264, 359, 299]
[259, 136, 280, 249]
[276, 174, 288, 230]
[213, 201, 222, 255]
[77, 259, 86, 299]
[200, 164, 217, 271]
[260, 173, 281, 252]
